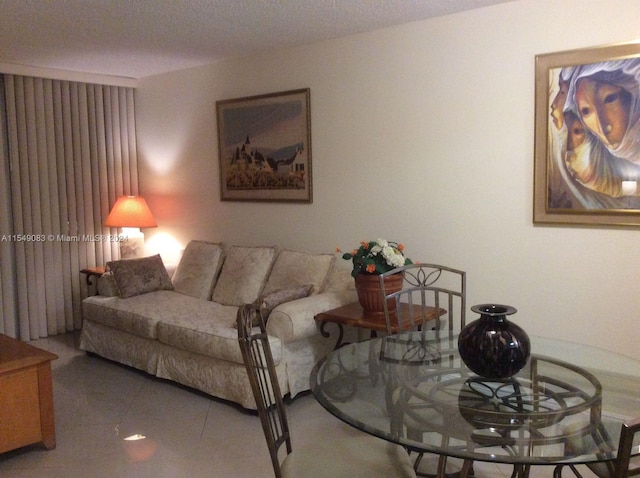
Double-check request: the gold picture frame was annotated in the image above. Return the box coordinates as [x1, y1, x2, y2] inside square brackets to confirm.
[533, 41, 640, 226]
[216, 88, 312, 203]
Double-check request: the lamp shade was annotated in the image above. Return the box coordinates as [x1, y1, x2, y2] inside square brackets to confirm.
[104, 196, 157, 228]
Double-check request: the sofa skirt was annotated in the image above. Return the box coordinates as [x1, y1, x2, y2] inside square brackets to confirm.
[80, 319, 160, 374]
[79, 319, 289, 409]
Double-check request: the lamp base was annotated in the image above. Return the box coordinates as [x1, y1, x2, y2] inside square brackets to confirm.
[119, 229, 145, 259]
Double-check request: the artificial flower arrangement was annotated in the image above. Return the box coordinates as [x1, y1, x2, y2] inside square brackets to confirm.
[338, 238, 412, 279]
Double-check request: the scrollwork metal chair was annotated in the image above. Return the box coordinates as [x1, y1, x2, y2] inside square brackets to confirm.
[558, 417, 640, 478]
[236, 303, 417, 478]
[379, 263, 466, 336]
[379, 263, 470, 477]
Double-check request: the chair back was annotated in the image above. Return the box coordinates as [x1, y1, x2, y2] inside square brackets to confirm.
[562, 417, 640, 478]
[379, 263, 466, 335]
[237, 304, 291, 478]
[614, 417, 640, 478]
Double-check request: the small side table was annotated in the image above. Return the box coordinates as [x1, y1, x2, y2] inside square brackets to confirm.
[315, 302, 444, 348]
[80, 266, 105, 295]
[0, 334, 58, 453]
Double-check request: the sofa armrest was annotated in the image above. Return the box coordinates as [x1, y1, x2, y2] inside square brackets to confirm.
[266, 290, 357, 343]
[96, 271, 118, 297]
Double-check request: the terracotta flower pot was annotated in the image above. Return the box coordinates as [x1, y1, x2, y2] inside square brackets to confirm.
[355, 272, 404, 318]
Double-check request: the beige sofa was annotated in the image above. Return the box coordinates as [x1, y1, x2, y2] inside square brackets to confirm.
[79, 241, 357, 409]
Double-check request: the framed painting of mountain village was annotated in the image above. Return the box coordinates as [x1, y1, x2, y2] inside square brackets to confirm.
[216, 88, 312, 202]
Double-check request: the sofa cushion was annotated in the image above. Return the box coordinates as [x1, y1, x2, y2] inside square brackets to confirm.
[83, 288, 283, 365]
[172, 240, 224, 300]
[157, 309, 282, 365]
[261, 249, 334, 296]
[108, 254, 173, 299]
[323, 264, 356, 292]
[212, 245, 276, 306]
[82, 290, 183, 339]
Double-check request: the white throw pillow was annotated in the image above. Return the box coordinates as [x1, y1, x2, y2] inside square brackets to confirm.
[172, 240, 224, 300]
[212, 246, 276, 306]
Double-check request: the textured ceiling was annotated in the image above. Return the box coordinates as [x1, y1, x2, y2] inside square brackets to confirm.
[0, 0, 513, 79]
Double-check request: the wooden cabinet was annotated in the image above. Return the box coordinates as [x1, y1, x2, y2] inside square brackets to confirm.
[0, 334, 57, 453]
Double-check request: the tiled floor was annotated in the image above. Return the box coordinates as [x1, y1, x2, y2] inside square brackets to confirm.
[0, 333, 592, 477]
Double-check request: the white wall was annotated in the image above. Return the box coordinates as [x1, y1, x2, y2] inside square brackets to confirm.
[135, 0, 640, 358]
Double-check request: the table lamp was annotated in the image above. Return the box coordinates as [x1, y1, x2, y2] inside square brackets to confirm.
[105, 196, 157, 259]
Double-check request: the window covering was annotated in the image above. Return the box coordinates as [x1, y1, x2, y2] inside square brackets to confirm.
[0, 74, 138, 340]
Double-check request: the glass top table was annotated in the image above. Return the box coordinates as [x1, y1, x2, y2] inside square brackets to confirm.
[310, 330, 640, 475]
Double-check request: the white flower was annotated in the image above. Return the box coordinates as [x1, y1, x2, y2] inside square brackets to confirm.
[381, 245, 405, 268]
[371, 238, 387, 256]
[341, 237, 410, 277]
[376, 238, 389, 248]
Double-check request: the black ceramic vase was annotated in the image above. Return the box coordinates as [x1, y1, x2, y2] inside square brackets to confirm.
[458, 304, 531, 379]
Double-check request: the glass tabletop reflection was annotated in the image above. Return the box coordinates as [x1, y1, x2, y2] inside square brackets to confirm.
[310, 330, 640, 468]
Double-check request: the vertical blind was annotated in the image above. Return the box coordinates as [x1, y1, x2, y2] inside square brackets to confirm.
[0, 74, 138, 340]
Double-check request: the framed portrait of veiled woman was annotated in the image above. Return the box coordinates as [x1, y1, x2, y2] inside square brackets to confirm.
[533, 42, 640, 226]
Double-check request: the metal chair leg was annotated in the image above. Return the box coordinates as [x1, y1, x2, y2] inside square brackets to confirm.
[554, 464, 584, 478]
[460, 460, 473, 478]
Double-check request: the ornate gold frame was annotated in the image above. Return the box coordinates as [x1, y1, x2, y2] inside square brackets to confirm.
[533, 42, 640, 226]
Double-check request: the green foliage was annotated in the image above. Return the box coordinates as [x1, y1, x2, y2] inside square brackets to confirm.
[340, 238, 412, 279]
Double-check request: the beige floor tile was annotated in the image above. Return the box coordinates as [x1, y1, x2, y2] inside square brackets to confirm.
[0, 333, 598, 478]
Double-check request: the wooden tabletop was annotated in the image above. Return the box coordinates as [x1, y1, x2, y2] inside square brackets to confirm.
[0, 334, 58, 375]
[315, 302, 444, 334]
[80, 266, 106, 275]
